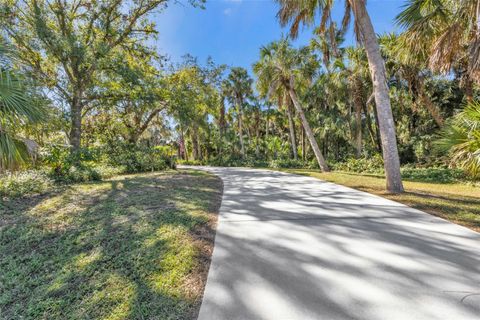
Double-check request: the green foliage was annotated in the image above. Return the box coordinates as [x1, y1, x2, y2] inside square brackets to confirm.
[178, 159, 206, 166]
[333, 155, 384, 174]
[40, 146, 101, 182]
[436, 101, 480, 179]
[0, 170, 53, 198]
[0, 42, 45, 170]
[40, 145, 123, 182]
[268, 158, 307, 169]
[105, 142, 176, 173]
[400, 167, 466, 184]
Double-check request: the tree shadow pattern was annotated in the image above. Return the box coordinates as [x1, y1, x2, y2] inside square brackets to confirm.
[0, 170, 222, 320]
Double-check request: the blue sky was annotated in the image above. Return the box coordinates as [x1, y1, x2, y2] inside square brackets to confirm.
[153, 0, 406, 71]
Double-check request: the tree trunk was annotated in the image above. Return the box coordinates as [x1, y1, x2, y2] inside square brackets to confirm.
[301, 126, 306, 161]
[286, 97, 298, 160]
[351, 0, 404, 193]
[368, 93, 383, 153]
[219, 96, 226, 155]
[353, 77, 363, 157]
[417, 79, 444, 126]
[236, 96, 245, 159]
[464, 75, 474, 103]
[179, 128, 186, 160]
[255, 109, 261, 158]
[288, 81, 329, 172]
[197, 131, 203, 161]
[362, 101, 377, 149]
[69, 97, 83, 154]
[191, 125, 200, 160]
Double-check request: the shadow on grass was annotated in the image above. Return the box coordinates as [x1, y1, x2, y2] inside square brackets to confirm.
[0, 171, 222, 320]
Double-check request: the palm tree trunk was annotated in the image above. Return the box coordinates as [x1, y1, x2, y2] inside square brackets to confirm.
[236, 96, 245, 159]
[419, 91, 444, 127]
[368, 93, 383, 153]
[288, 82, 329, 172]
[362, 101, 377, 149]
[351, 0, 404, 193]
[353, 78, 363, 157]
[286, 98, 298, 160]
[219, 96, 226, 155]
[301, 126, 306, 161]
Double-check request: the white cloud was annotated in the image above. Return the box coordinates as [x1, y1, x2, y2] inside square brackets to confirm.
[223, 8, 233, 15]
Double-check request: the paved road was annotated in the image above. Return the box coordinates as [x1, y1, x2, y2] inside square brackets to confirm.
[192, 167, 480, 320]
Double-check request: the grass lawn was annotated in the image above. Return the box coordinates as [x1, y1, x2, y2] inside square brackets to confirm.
[279, 169, 480, 232]
[0, 170, 222, 320]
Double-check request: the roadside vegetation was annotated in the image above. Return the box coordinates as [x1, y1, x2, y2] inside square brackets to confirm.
[0, 170, 222, 319]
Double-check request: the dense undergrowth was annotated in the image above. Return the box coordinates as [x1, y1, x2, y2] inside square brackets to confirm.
[1, 142, 176, 198]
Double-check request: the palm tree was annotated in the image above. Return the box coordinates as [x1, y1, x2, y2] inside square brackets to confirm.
[223, 67, 253, 159]
[0, 43, 43, 171]
[256, 72, 298, 160]
[275, 0, 404, 192]
[436, 101, 480, 178]
[380, 33, 444, 127]
[396, 0, 480, 102]
[253, 38, 329, 171]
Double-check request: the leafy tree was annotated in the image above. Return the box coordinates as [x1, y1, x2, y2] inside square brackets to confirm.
[0, 0, 202, 153]
[95, 51, 168, 144]
[169, 64, 219, 161]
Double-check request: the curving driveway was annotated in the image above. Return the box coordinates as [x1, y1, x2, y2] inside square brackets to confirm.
[190, 166, 480, 320]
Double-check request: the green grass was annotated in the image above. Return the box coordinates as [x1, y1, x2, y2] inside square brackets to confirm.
[0, 170, 222, 320]
[279, 169, 480, 232]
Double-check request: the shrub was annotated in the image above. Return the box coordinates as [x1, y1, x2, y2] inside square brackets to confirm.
[93, 164, 125, 179]
[268, 159, 306, 169]
[178, 159, 206, 166]
[0, 170, 53, 198]
[41, 145, 129, 182]
[333, 154, 384, 174]
[105, 142, 176, 173]
[49, 163, 102, 183]
[400, 167, 466, 183]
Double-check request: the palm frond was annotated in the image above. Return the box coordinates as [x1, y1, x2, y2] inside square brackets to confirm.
[435, 101, 480, 178]
[0, 129, 29, 170]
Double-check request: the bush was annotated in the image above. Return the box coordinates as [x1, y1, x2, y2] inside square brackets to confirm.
[93, 164, 125, 179]
[400, 167, 466, 183]
[48, 163, 101, 183]
[268, 159, 307, 169]
[40, 145, 127, 182]
[178, 159, 206, 166]
[105, 142, 176, 173]
[333, 154, 384, 174]
[0, 170, 53, 198]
